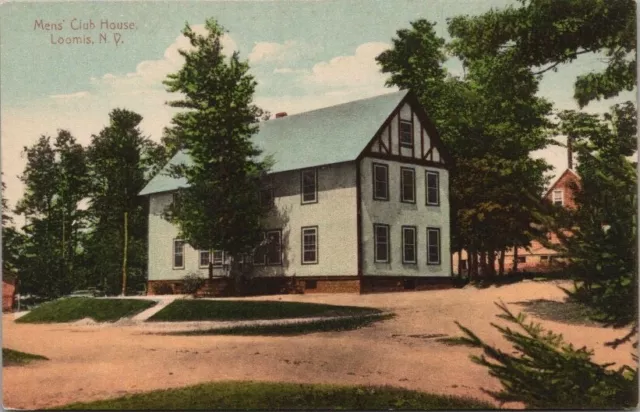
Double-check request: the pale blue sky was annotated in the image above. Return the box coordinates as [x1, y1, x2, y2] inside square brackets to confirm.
[0, 0, 635, 209]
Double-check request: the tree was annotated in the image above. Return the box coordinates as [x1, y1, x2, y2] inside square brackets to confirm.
[447, 0, 636, 107]
[557, 102, 637, 327]
[2, 178, 25, 284]
[377, 19, 555, 278]
[163, 18, 270, 287]
[16, 132, 88, 297]
[86, 109, 162, 295]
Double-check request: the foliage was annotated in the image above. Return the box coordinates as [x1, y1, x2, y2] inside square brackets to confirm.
[450, 302, 638, 409]
[447, 0, 636, 108]
[162, 19, 270, 273]
[2, 348, 49, 366]
[57, 380, 494, 410]
[181, 273, 205, 296]
[557, 102, 637, 327]
[85, 109, 164, 296]
[152, 283, 174, 295]
[16, 131, 89, 298]
[377, 19, 555, 276]
[15, 297, 155, 323]
[147, 299, 381, 322]
[2, 178, 25, 281]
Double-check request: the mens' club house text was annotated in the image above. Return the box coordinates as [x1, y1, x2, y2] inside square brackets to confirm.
[34, 19, 136, 46]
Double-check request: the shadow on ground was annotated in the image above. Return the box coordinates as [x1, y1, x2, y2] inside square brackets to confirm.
[510, 299, 601, 327]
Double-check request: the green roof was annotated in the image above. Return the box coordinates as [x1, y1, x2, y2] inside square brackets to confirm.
[140, 90, 408, 196]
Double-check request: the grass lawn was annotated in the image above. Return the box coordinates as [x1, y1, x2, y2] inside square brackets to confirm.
[148, 299, 382, 322]
[167, 313, 394, 336]
[3, 348, 49, 366]
[56, 381, 495, 410]
[16, 297, 156, 324]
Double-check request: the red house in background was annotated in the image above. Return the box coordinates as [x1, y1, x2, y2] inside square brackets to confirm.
[3, 278, 16, 312]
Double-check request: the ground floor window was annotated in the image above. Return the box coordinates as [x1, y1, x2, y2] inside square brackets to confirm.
[212, 250, 224, 266]
[199, 250, 210, 268]
[374, 224, 390, 263]
[301, 226, 318, 264]
[402, 226, 417, 264]
[173, 239, 185, 269]
[426, 228, 440, 265]
[516, 256, 526, 263]
[254, 230, 283, 266]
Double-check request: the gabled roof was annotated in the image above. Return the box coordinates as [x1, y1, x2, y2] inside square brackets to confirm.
[140, 90, 409, 196]
[543, 168, 580, 199]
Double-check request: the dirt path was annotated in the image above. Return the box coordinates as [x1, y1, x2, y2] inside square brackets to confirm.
[3, 281, 635, 409]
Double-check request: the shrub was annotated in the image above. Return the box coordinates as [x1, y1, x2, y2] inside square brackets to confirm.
[182, 273, 205, 296]
[152, 283, 174, 295]
[448, 302, 638, 409]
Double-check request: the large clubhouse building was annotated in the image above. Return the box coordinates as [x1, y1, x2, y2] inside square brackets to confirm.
[140, 90, 452, 295]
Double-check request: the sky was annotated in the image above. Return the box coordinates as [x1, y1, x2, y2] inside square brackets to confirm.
[0, 0, 636, 218]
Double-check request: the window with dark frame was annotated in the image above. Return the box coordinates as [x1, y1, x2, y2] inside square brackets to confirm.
[402, 226, 417, 264]
[426, 228, 440, 265]
[552, 190, 563, 206]
[426, 171, 439, 205]
[374, 224, 390, 263]
[301, 227, 318, 264]
[173, 239, 185, 269]
[399, 120, 413, 148]
[260, 188, 274, 208]
[401, 167, 416, 203]
[373, 163, 389, 201]
[266, 230, 282, 265]
[301, 169, 317, 204]
[253, 232, 267, 265]
[199, 250, 210, 268]
[517, 256, 526, 263]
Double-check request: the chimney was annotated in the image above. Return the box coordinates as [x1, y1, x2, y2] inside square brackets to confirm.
[275, 112, 287, 119]
[567, 136, 573, 170]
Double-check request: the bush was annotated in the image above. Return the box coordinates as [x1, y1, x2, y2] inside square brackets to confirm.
[182, 273, 205, 296]
[152, 283, 174, 295]
[447, 302, 638, 409]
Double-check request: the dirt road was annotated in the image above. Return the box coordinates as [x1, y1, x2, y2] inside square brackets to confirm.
[3, 281, 634, 409]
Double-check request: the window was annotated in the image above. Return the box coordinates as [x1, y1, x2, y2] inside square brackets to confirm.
[540, 255, 549, 263]
[266, 230, 282, 265]
[460, 259, 468, 270]
[426, 228, 440, 265]
[173, 239, 185, 269]
[400, 120, 413, 148]
[426, 171, 439, 205]
[402, 226, 417, 264]
[516, 256, 526, 263]
[253, 233, 267, 266]
[373, 163, 389, 201]
[212, 250, 224, 266]
[374, 224, 390, 263]
[301, 226, 318, 264]
[199, 250, 210, 268]
[552, 190, 563, 206]
[260, 188, 274, 208]
[400, 167, 416, 203]
[301, 169, 317, 204]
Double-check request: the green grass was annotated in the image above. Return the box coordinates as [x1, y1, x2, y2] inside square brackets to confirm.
[56, 381, 495, 410]
[167, 313, 394, 336]
[3, 348, 49, 366]
[147, 299, 382, 322]
[16, 297, 156, 323]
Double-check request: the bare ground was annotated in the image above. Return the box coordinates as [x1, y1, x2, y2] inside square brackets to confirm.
[3, 280, 635, 410]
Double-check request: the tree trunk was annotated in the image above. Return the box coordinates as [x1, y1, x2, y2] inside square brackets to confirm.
[121, 211, 128, 296]
[469, 247, 478, 278]
[487, 249, 496, 277]
[498, 248, 506, 276]
[513, 247, 519, 272]
[208, 261, 213, 280]
[479, 250, 487, 277]
[457, 249, 462, 276]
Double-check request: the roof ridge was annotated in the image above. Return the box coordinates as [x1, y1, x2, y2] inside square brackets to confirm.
[263, 89, 408, 122]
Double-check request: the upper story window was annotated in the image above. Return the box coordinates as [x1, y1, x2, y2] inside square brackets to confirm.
[301, 169, 318, 204]
[552, 190, 563, 206]
[260, 188, 274, 209]
[426, 228, 441, 265]
[399, 120, 413, 148]
[173, 239, 185, 269]
[426, 171, 440, 206]
[400, 167, 416, 203]
[301, 226, 318, 264]
[402, 226, 417, 264]
[373, 163, 389, 201]
[374, 224, 390, 263]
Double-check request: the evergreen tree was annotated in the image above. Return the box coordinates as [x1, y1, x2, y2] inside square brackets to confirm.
[163, 19, 270, 284]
